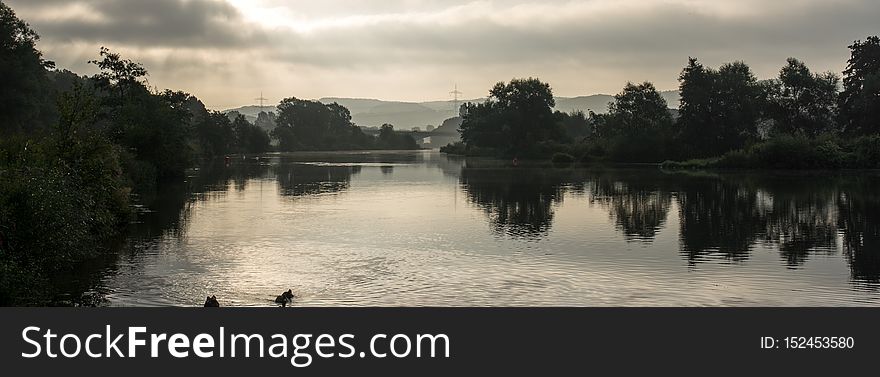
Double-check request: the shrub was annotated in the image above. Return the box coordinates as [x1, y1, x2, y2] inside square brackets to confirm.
[0, 131, 131, 305]
[551, 152, 576, 165]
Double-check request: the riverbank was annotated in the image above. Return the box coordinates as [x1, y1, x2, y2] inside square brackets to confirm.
[443, 134, 880, 170]
[662, 135, 880, 170]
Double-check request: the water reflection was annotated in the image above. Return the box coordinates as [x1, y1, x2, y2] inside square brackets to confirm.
[589, 171, 672, 242]
[676, 177, 763, 264]
[59, 152, 880, 306]
[458, 164, 880, 284]
[458, 167, 568, 239]
[838, 180, 880, 283]
[275, 163, 361, 197]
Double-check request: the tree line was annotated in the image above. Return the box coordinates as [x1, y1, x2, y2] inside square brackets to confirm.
[445, 36, 880, 169]
[272, 97, 418, 151]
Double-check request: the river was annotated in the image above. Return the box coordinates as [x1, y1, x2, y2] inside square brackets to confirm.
[61, 151, 880, 306]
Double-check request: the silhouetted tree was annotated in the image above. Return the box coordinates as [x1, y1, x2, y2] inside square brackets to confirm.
[195, 110, 234, 157]
[377, 124, 419, 150]
[0, 2, 55, 133]
[764, 58, 839, 136]
[556, 110, 590, 141]
[839, 36, 880, 135]
[90, 51, 193, 179]
[231, 114, 270, 153]
[459, 78, 563, 155]
[273, 97, 375, 151]
[89, 46, 148, 108]
[608, 82, 673, 135]
[678, 59, 762, 157]
[254, 111, 276, 131]
[591, 82, 675, 162]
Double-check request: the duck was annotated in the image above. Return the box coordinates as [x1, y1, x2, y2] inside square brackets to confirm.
[275, 289, 294, 307]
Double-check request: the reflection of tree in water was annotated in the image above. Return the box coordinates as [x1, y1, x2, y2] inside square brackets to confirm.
[837, 179, 880, 283]
[676, 178, 764, 264]
[756, 179, 838, 268]
[671, 173, 880, 283]
[589, 172, 672, 242]
[61, 158, 271, 305]
[274, 163, 361, 197]
[459, 168, 568, 239]
[134, 159, 271, 239]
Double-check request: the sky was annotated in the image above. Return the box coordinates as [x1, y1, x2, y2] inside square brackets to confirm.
[6, 0, 879, 109]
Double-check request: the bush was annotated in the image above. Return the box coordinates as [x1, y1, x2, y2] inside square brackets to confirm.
[551, 152, 576, 165]
[440, 142, 467, 155]
[0, 132, 131, 305]
[666, 134, 880, 170]
[851, 135, 880, 168]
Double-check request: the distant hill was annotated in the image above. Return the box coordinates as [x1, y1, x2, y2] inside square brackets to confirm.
[554, 91, 680, 114]
[223, 105, 277, 124]
[223, 91, 680, 130]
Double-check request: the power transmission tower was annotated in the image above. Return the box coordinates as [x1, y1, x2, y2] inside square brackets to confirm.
[450, 84, 463, 116]
[255, 92, 269, 112]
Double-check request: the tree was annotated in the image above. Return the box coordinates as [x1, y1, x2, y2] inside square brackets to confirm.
[274, 97, 374, 151]
[231, 114, 270, 153]
[556, 110, 589, 141]
[600, 82, 675, 162]
[459, 78, 562, 154]
[86, 49, 192, 179]
[0, 2, 55, 133]
[89, 46, 148, 106]
[839, 36, 880, 135]
[677, 58, 715, 157]
[715, 61, 762, 150]
[765, 58, 839, 136]
[254, 111, 276, 132]
[458, 101, 506, 150]
[606, 82, 672, 136]
[677, 58, 762, 157]
[195, 111, 234, 157]
[377, 124, 419, 150]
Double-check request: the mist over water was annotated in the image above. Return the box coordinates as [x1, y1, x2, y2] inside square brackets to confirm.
[66, 151, 880, 307]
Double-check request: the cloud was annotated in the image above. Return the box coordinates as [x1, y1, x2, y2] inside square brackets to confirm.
[4, 0, 879, 109]
[7, 0, 266, 48]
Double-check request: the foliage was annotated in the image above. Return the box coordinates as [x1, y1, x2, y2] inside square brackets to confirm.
[551, 152, 575, 165]
[764, 58, 839, 136]
[273, 97, 378, 151]
[677, 59, 763, 157]
[231, 114, 271, 154]
[0, 2, 55, 133]
[839, 36, 880, 135]
[377, 124, 419, 150]
[556, 110, 589, 141]
[590, 82, 677, 162]
[459, 78, 564, 155]
[664, 134, 880, 170]
[0, 129, 130, 305]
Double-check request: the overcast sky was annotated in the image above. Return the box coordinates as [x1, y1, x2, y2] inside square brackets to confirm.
[6, 0, 879, 109]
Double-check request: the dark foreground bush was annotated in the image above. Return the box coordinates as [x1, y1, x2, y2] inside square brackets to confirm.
[0, 132, 131, 305]
[551, 152, 576, 165]
[664, 135, 880, 170]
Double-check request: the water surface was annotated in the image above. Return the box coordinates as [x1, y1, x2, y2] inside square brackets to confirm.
[69, 151, 880, 306]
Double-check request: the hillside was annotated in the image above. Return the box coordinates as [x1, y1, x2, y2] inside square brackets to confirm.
[554, 91, 680, 114]
[223, 91, 680, 130]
